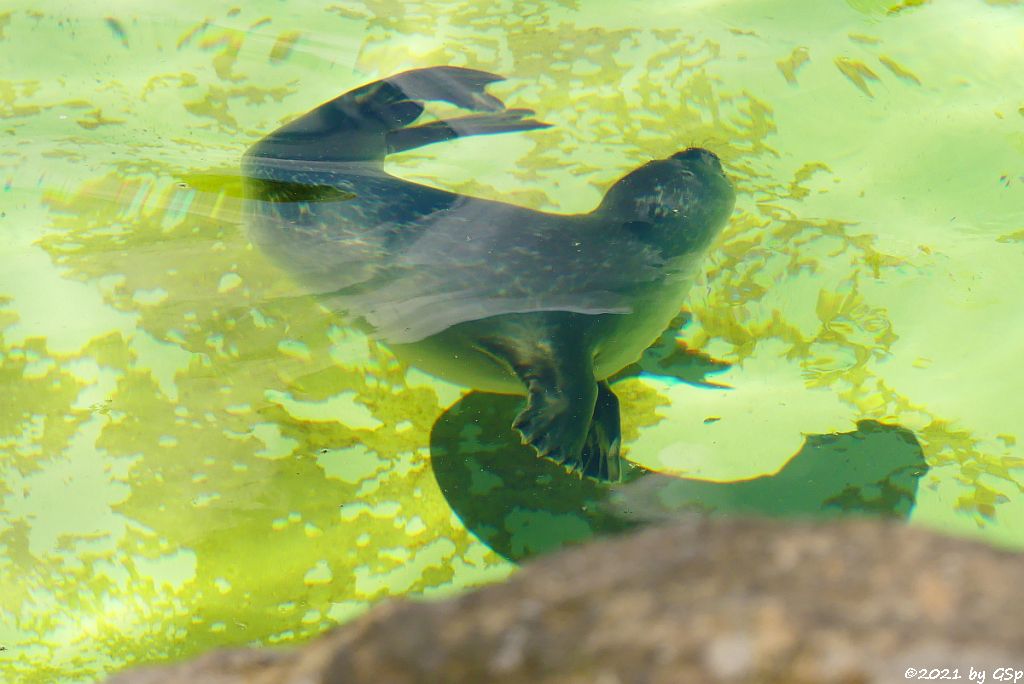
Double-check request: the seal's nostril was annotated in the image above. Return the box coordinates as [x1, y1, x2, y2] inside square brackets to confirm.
[671, 147, 721, 169]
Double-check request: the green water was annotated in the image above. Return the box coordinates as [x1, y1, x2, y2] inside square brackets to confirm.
[1, 0, 1022, 681]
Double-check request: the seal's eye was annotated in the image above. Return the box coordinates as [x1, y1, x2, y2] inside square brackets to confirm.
[623, 220, 653, 236]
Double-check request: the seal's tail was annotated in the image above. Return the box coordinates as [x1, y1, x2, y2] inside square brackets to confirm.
[245, 66, 551, 165]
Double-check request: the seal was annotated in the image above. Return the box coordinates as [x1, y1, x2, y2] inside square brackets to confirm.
[243, 66, 735, 481]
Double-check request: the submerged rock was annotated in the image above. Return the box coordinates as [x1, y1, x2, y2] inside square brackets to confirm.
[108, 517, 1024, 684]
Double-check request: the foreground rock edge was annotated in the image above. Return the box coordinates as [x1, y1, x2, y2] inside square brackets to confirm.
[108, 517, 1024, 684]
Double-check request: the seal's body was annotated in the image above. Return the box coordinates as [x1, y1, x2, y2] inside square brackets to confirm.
[244, 67, 735, 480]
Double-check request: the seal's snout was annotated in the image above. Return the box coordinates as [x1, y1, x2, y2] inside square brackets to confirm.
[671, 147, 721, 170]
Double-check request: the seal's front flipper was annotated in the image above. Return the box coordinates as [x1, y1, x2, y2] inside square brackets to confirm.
[387, 109, 551, 155]
[511, 360, 596, 478]
[579, 381, 623, 481]
[477, 327, 621, 481]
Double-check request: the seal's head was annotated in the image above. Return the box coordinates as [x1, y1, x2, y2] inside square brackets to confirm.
[597, 147, 735, 258]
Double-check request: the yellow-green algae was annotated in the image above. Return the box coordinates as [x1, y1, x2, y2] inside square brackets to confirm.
[1, 0, 1023, 681]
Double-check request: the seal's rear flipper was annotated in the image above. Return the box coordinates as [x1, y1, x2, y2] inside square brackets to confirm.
[363, 66, 507, 112]
[245, 66, 548, 166]
[387, 109, 551, 155]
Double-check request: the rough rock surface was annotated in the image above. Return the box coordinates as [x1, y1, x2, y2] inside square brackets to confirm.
[109, 517, 1024, 684]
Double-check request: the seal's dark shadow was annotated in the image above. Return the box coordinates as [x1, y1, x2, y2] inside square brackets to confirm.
[608, 419, 929, 523]
[430, 393, 928, 564]
[430, 392, 636, 562]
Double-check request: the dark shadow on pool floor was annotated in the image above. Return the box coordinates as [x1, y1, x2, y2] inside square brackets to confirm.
[430, 391, 929, 563]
